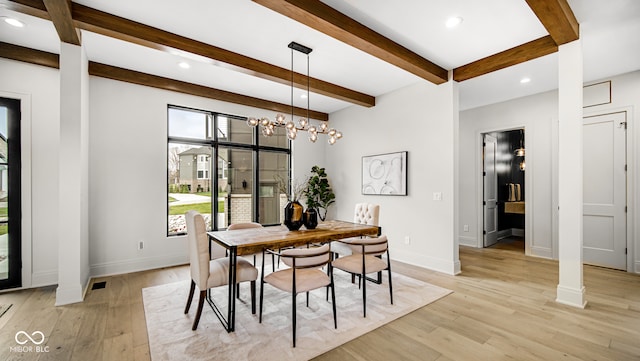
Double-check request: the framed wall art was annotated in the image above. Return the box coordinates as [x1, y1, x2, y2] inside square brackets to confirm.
[361, 151, 407, 195]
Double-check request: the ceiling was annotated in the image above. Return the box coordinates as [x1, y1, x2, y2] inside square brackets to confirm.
[0, 0, 638, 114]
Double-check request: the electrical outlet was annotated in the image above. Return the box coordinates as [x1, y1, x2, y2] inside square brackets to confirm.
[433, 192, 442, 201]
[138, 241, 144, 250]
[404, 236, 411, 245]
[463, 225, 469, 232]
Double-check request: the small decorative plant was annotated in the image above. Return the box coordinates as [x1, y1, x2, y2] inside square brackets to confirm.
[275, 174, 307, 202]
[303, 165, 336, 221]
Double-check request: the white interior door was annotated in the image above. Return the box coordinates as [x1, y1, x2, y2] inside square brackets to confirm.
[483, 134, 498, 247]
[583, 112, 627, 270]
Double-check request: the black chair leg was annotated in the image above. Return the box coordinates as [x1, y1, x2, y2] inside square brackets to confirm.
[192, 290, 206, 330]
[306, 292, 309, 307]
[388, 266, 393, 305]
[292, 292, 297, 347]
[251, 280, 256, 314]
[184, 280, 196, 314]
[272, 253, 275, 272]
[362, 271, 367, 318]
[330, 268, 337, 329]
[236, 283, 240, 299]
[259, 250, 266, 323]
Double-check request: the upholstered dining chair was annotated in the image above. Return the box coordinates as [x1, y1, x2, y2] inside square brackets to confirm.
[331, 235, 392, 317]
[259, 244, 336, 347]
[331, 203, 380, 258]
[184, 210, 258, 330]
[227, 222, 276, 271]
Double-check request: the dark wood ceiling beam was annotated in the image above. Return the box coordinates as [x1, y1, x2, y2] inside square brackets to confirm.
[42, 0, 80, 45]
[68, 3, 373, 108]
[88, 63, 329, 121]
[0, 42, 328, 120]
[0, 41, 59, 68]
[3, 0, 49, 20]
[453, 36, 558, 82]
[526, 0, 579, 45]
[252, 0, 449, 85]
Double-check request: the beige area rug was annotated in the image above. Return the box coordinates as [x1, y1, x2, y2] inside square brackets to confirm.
[142, 270, 452, 361]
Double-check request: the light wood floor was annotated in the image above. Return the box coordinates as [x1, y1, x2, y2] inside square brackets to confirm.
[1, 245, 639, 361]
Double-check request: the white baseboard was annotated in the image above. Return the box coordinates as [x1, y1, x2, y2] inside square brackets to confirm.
[531, 246, 553, 259]
[635, 261, 640, 274]
[31, 269, 58, 287]
[556, 284, 587, 308]
[392, 249, 461, 275]
[90, 254, 189, 278]
[497, 229, 511, 240]
[55, 284, 84, 306]
[458, 236, 477, 247]
[512, 228, 524, 237]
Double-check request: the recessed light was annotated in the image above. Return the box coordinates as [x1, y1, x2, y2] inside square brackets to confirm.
[520, 77, 531, 84]
[445, 16, 463, 29]
[3, 17, 25, 28]
[178, 61, 190, 69]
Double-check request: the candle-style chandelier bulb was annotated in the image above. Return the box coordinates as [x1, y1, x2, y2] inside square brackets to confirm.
[247, 117, 259, 127]
[298, 118, 308, 128]
[275, 113, 286, 124]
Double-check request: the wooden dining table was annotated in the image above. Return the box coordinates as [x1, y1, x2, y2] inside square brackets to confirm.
[206, 220, 381, 332]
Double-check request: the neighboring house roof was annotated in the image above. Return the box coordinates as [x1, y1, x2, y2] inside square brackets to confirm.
[178, 147, 211, 156]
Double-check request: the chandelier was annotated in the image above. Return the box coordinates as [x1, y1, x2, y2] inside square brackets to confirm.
[247, 42, 343, 145]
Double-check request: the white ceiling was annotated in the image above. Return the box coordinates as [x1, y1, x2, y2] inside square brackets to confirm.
[0, 0, 638, 113]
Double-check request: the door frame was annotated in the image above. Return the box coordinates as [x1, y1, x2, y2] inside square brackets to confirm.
[476, 125, 533, 256]
[0, 91, 32, 291]
[583, 107, 634, 273]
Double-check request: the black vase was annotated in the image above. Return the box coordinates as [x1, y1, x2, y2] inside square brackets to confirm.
[303, 208, 318, 230]
[284, 200, 304, 231]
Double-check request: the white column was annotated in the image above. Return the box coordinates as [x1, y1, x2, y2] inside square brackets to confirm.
[445, 71, 461, 275]
[56, 42, 90, 306]
[556, 38, 586, 308]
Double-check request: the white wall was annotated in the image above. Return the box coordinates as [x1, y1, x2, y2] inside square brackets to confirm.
[459, 70, 640, 273]
[0, 58, 60, 287]
[88, 76, 320, 277]
[326, 80, 460, 274]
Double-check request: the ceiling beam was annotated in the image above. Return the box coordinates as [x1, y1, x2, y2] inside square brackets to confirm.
[453, 36, 558, 82]
[0, 41, 59, 68]
[526, 0, 579, 45]
[42, 0, 81, 45]
[68, 3, 374, 108]
[0, 42, 329, 121]
[252, 0, 449, 85]
[88, 63, 329, 121]
[2, 0, 49, 19]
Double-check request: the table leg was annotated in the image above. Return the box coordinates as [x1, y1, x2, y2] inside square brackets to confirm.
[228, 247, 237, 332]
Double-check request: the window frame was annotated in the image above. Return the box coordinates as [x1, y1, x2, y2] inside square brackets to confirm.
[167, 104, 291, 236]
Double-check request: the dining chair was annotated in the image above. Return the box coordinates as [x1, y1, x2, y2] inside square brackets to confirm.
[331, 203, 380, 258]
[259, 244, 336, 347]
[184, 210, 258, 330]
[331, 235, 392, 317]
[227, 222, 276, 272]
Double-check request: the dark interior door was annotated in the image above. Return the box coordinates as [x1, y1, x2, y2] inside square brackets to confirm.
[0, 97, 21, 290]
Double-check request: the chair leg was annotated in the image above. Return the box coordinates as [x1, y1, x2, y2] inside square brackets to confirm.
[362, 271, 367, 318]
[236, 283, 240, 299]
[184, 280, 196, 314]
[388, 266, 393, 305]
[330, 268, 337, 329]
[292, 292, 297, 347]
[306, 292, 309, 307]
[272, 253, 275, 272]
[259, 256, 266, 323]
[251, 280, 256, 314]
[192, 290, 206, 330]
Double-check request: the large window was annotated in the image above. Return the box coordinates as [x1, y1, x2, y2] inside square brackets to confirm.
[167, 106, 291, 236]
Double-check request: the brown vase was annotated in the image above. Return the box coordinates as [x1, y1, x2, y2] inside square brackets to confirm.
[284, 200, 304, 231]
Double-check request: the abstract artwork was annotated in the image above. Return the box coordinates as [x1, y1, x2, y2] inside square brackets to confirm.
[362, 151, 407, 195]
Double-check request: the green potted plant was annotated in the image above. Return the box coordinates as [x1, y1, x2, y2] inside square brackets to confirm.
[303, 165, 336, 222]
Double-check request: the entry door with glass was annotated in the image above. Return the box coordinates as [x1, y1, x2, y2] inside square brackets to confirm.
[0, 97, 21, 290]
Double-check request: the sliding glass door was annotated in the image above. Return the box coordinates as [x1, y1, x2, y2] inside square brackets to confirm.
[0, 97, 21, 290]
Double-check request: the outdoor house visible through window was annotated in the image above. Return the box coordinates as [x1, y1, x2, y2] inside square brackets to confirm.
[167, 105, 291, 236]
